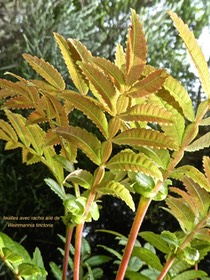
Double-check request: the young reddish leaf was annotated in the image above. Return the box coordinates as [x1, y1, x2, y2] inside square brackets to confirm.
[0, 79, 27, 96]
[54, 33, 88, 94]
[97, 180, 135, 211]
[127, 69, 167, 98]
[163, 76, 195, 122]
[56, 126, 102, 165]
[106, 150, 163, 180]
[113, 128, 178, 150]
[61, 90, 109, 138]
[22, 54, 65, 90]
[79, 62, 117, 114]
[168, 11, 210, 99]
[120, 103, 174, 125]
[4, 96, 35, 109]
[91, 57, 124, 90]
[126, 9, 147, 86]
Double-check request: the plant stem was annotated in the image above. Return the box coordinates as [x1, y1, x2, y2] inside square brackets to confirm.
[62, 225, 74, 280]
[74, 223, 84, 280]
[116, 196, 152, 280]
[116, 102, 210, 280]
[157, 214, 209, 280]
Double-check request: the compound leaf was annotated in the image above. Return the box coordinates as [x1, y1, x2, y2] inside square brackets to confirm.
[126, 9, 147, 86]
[106, 150, 163, 180]
[168, 11, 210, 99]
[54, 33, 88, 94]
[113, 128, 178, 150]
[97, 180, 135, 211]
[56, 126, 101, 165]
[22, 54, 65, 90]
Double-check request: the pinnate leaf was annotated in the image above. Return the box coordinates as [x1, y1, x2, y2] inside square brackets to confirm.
[127, 69, 167, 98]
[79, 62, 117, 114]
[115, 43, 126, 71]
[120, 103, 174, 125]
[97, 180, 135, 211]
[171, 165, 210, 191]
[106, 150, 163, 180]
[91, 56, 124, 90]
[113, 128, 178, 150]
[61, 91, 109, 138]
[165, 196, 195, 232]
[203, 156, 210, 184]
[54, 33, 88, 94]
[56, 126, 101, 165]
[186, 132, 210, 152]
[22, 53, 65, 90]
[163, 76, 194, 122]
[139, 232, 169, 254]
[126, 9, 147, 85]
[65, 169, 93, 189]
[168, 11, 210, 99]
[0, 119, 18, 142]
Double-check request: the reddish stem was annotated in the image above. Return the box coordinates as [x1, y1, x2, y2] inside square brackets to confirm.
[73, 223, 84, 280]
[62, 226, 74, 280]
[116, 196, 152, 280]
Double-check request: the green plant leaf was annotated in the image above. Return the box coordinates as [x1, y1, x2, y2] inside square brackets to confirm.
[56, 126, 102, 165]
[2, 247, 23, 263]
[125, 9, 147, 85]
[182, 177, 210, 218]
[186, 132, 210, 152]
[139, 232, 170, 254]
[54, 33, 88, 94]
[199, 117, 210, 126]
[172, 269, 207, 280]
[163, 76, 195, 122]
[91, 56, 124, 90]
[168, 11, 210, 99]
[125, 271, 150, 280]
[22, 54, 65, 90]
[44, 178, 66, 201]
[106, 150, 163, 180]
[18, 262, 47, 277]
[85, 255, 111, 267]
[112, 128, 178, 151]
[127, 69, 167, 98]
[65, 169, 93, 189]
[0, 119, 18, 142]
[5, 110, 30, 147]
[164, 195, 195, 232]
[79, 62, 117, 114]
[170, 165, 210, 191]
[97, 180, 135, 211]
[115, 43, 126, 72]
[203, 156, 210, 184]
[61, 91, 109, 138]
[0, 232, 31, 262]
[132, 247, 163, 271]
[50, 262, 62, 280]
[120, 103, 174, 125]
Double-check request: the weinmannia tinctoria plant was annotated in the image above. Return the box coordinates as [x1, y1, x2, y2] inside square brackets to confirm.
[1, 9, 210, 280]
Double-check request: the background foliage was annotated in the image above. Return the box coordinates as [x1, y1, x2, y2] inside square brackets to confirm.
[0, 0, 210, 279]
